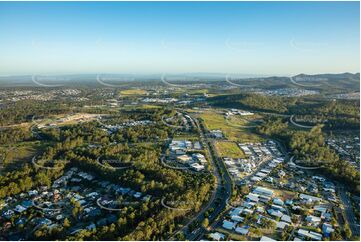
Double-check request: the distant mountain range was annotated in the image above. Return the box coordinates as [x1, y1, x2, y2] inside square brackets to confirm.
[293, 73, 359, 83]
[0, 73, 359, 92]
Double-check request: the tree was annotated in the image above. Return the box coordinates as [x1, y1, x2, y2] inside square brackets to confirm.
[202, 218, 209, 228]
[250, 227, 262, 237]
[63, 218, 71, 228]
[261, 218, 276, 230]
[175, 232, 185, 240]
[330, 228, 343, 241]
[344, 223, 352, 239]
[240, 185, 250, 195]
[72, 207, 79, 219]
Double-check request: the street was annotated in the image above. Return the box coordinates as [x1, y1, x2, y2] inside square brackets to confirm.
[169, 114, 233, 241]
[338, 184, 360, 237]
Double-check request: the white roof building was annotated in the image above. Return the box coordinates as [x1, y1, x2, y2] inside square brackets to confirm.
[235, 226, 249, 235]
[268, 209, 283, 218]
[276, 221, 289, 230]
[177, 155, 193, 163]
[222, 220, 236, 230]
[281, 214, 292, 223]
[247, 193, 260, 202]
[300, 193, 322, 202]
[229, 207, 243, 216]
[14, 205, 26, 213]
[209, 232, 225, 241]
[260, 236, 276, 241]
[231, 215, 244, 222]
[297, 229, 322, 241]
[273, 198, 284, 206]
[190, 163, 205, 172]
[253, 186, 274, 197]
[256, 172, 268, 178]
[251, 176, 262, 182]
[322, 223, 335, 236]
[306, 215, 322, 224]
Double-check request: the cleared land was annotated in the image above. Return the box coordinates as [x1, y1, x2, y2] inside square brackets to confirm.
[258, 182, 297, 200]
[198, 111, 262, 142]
[215, 141, 245, 158]
[120, 89, 147, 95]
[226, 114, 263, 127]
[0, 141, 48, 172]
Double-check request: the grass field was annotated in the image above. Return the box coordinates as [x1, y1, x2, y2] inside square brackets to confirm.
[187, 89, 209, 95]
[198, 111, 262, 142]
[123, 104, 162, 111]
[0, 141, 47, 172]
[214, 141, 245, 158]
[120, 89, 147, 95]
[226, 114, 263, 127]
[140, 104, 162, 109]
[173, 133, 200, 141]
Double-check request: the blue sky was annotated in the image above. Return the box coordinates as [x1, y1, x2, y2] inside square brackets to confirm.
[0, 1, 359, 76]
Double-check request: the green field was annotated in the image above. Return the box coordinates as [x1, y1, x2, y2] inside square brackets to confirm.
[214, 141, 245, 158]
[187, 89, 209, 95]
[198, 111, 262, 142]
[0, 141, 47, 172]
[173, 133, 200, 141]
[120, 89, 147, 95]
[226, 114, 263, 127]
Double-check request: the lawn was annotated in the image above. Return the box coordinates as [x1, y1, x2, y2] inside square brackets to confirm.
[198, 111, 262, 142]
[214, 141, 245, 158]
[120, 89, 147, 95]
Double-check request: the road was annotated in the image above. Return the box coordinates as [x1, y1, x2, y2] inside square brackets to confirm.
[200, 138, 289, 240]
[161, 114, 184, 129]
[289, 156, 321, 170]
[188, 138, 233, 240]
[289, 115, 314, 129]
[337, 184, 360, 237]
[188, 138, 287, 240]
[191, 140, 288, 241]
[169, 114, 233, 241]
[289, 76, 321, 88]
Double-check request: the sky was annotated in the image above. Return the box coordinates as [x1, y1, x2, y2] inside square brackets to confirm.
[0, 1, 359, 76]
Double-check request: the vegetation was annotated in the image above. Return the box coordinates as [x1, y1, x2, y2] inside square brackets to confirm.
[257, 118, 360, 193]
[214, 141, 245, 158]
[208, 94, 359, 130]
[199, 111, 261, 142]
[0, 107, 213, 240]
[120, 89, 147, 96]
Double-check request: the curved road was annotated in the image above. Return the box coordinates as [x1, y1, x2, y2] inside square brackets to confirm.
[289, 76, 321, 87]
[289, 115, 314, 129]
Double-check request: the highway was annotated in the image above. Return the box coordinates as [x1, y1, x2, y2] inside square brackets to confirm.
[337, 184, 360, 237]
[169, 114, 233, 241]
[189, 137, 233, 240]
